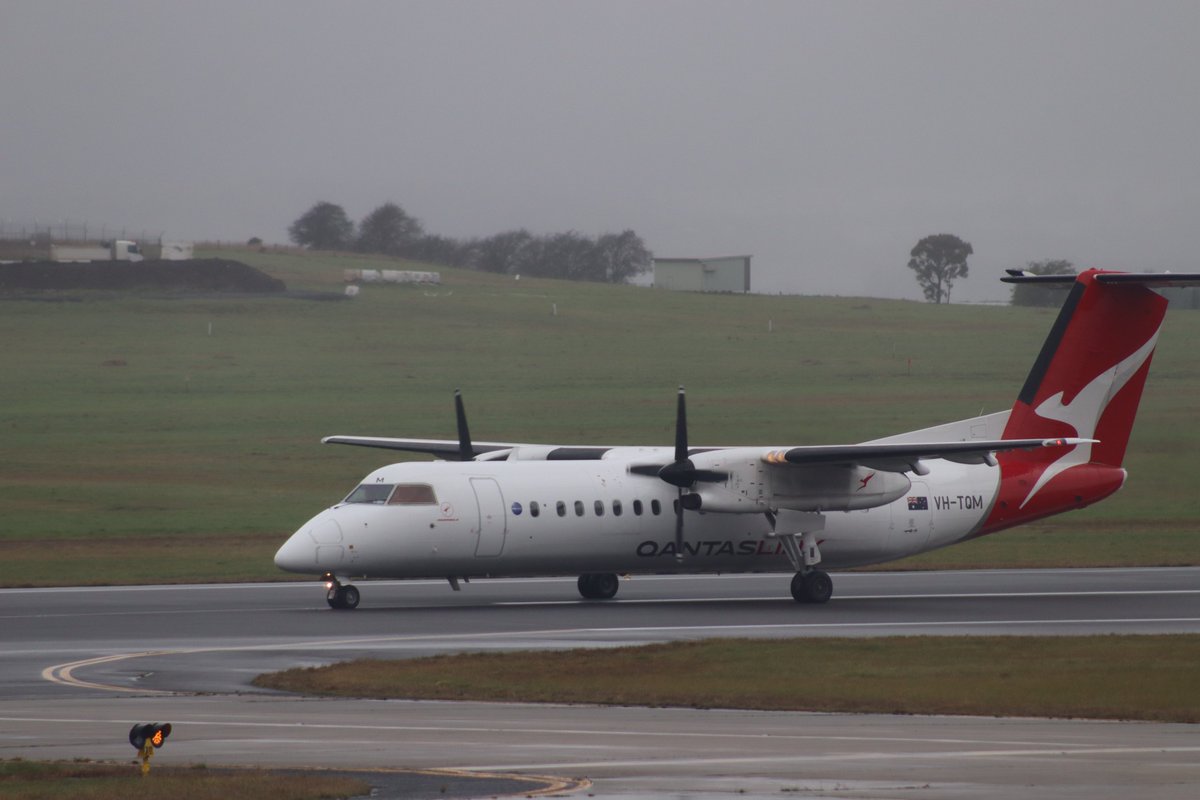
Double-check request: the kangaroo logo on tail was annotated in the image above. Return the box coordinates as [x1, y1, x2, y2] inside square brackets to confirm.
[1020, 329, 1159, 508]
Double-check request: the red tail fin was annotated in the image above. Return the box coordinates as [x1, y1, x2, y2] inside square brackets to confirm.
[983, 269, 1168, 531]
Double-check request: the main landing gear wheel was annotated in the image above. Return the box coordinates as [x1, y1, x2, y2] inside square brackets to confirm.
[577, 572, 620, 600]
[326, 583, 360, 610]
[790, 570, 833, 604]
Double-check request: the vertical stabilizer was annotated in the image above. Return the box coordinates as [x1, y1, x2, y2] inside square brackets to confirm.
[982, 269, 1169, 532]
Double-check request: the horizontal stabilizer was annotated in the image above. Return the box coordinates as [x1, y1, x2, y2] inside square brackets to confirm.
[1003, 269, 1200, 287]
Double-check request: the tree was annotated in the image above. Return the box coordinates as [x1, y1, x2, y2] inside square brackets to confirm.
[408, 234, 469, 267]
[907, 233, 973, 304]
[594, 230, 652, 283]
[356, 202, 424, 256]
[288, 201, 354, 250]
[541, 231, 597, 280]
[476, 229, 535, 274]
[1010, 259, 1076, 307]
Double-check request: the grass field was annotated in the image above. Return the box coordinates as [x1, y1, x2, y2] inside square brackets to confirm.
[3, 246, 1198, 586]
[0, 760, 369, 800]
[254, 635, 1200, 723]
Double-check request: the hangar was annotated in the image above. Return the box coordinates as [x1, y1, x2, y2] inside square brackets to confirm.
[652, 255, 751, 293]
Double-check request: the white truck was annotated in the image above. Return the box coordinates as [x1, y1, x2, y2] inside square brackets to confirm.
[49, 240, 144, 262]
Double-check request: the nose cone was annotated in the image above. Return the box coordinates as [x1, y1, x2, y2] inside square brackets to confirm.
[274, 528, 316, 573]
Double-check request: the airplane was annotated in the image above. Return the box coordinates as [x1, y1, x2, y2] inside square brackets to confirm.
[274, 269, 1200, 609]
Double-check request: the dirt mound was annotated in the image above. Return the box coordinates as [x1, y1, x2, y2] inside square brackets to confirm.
[0, 259, 286, 293]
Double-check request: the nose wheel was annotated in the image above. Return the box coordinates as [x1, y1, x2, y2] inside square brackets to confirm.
[323, 574, 360, 610]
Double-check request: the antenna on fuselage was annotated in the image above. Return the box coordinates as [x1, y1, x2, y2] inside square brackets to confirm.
[454, 389, 475, 461]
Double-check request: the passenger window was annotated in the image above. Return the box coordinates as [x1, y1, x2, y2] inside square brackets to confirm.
[613, 500, 623, 516]
[557, 501, 567, 517]
[633, 499, 643, 516]
[387, 483, 437, 505]
[594, 500, 604, 517]
[575, 500, 584, 517]
[530, 501, 540, 518]
[651, 499, 662, 515]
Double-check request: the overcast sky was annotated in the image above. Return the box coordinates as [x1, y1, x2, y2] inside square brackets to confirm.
[4, 0, 1198, 301]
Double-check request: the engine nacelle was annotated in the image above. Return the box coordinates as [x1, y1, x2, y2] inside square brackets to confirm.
[770, 464, 911, 511]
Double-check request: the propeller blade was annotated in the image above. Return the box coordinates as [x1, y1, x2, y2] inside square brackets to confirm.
[671, 389, 688, 562]
[674, 488, 684, 562]
[454, 389, 474, 462]
[674, 386, 688, 464]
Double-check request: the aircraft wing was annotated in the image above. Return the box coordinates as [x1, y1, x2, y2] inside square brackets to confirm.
[762, 437, 1091, 475]
[321, 436, 516, 459]
[321, 435, 620, 462]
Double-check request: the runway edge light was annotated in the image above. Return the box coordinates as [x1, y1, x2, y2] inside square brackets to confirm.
[129, 722, 171, 776]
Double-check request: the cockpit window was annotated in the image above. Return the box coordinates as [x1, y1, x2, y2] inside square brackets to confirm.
[344, 483, 394, 504]
[388, 483, 437, 505]
[343, 483, 438, 505]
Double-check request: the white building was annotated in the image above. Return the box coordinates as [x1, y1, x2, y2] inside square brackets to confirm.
[652, 255, 751, 293]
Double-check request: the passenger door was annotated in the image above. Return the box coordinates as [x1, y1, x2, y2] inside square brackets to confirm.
[471, 477, 507, 557]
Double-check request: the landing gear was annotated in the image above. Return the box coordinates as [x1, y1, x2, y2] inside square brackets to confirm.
[765, 512, 831, 605]
[577, 572, 620, 600]
[790, 570, 833, 604]
[323, 573, 360, 610]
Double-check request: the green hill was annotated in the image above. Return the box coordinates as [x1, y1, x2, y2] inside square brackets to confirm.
[2, 246, 1196, 586]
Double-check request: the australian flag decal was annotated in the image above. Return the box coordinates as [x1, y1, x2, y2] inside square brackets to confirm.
[907, 496, 929, 511]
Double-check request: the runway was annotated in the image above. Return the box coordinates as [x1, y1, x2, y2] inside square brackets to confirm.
[2, 568, 1199, 798]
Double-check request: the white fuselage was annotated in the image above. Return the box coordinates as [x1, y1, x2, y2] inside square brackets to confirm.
[275, 455, 1001, 581]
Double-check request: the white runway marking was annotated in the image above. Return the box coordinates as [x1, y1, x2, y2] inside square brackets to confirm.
[455, 745, 1200, 773]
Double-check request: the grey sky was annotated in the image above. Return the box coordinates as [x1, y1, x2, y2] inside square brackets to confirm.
[4, 0, 1198, 301]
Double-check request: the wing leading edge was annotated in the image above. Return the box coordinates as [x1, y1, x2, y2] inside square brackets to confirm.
[321, 436, 514, 460]
[321, 436, 619, 462]
[763, 437, 1092, 476]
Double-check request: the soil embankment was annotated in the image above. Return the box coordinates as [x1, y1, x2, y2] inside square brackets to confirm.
[0, 259, 286, 293]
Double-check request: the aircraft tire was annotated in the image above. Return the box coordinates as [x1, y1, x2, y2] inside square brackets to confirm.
[790, 570, 833, 604]
[577, 573, 619, 600]
[327, 584, 361, 610]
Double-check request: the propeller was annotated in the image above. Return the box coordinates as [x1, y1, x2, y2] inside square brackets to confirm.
[454, 388, 474, 461]
[629, 387, 729, 561]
